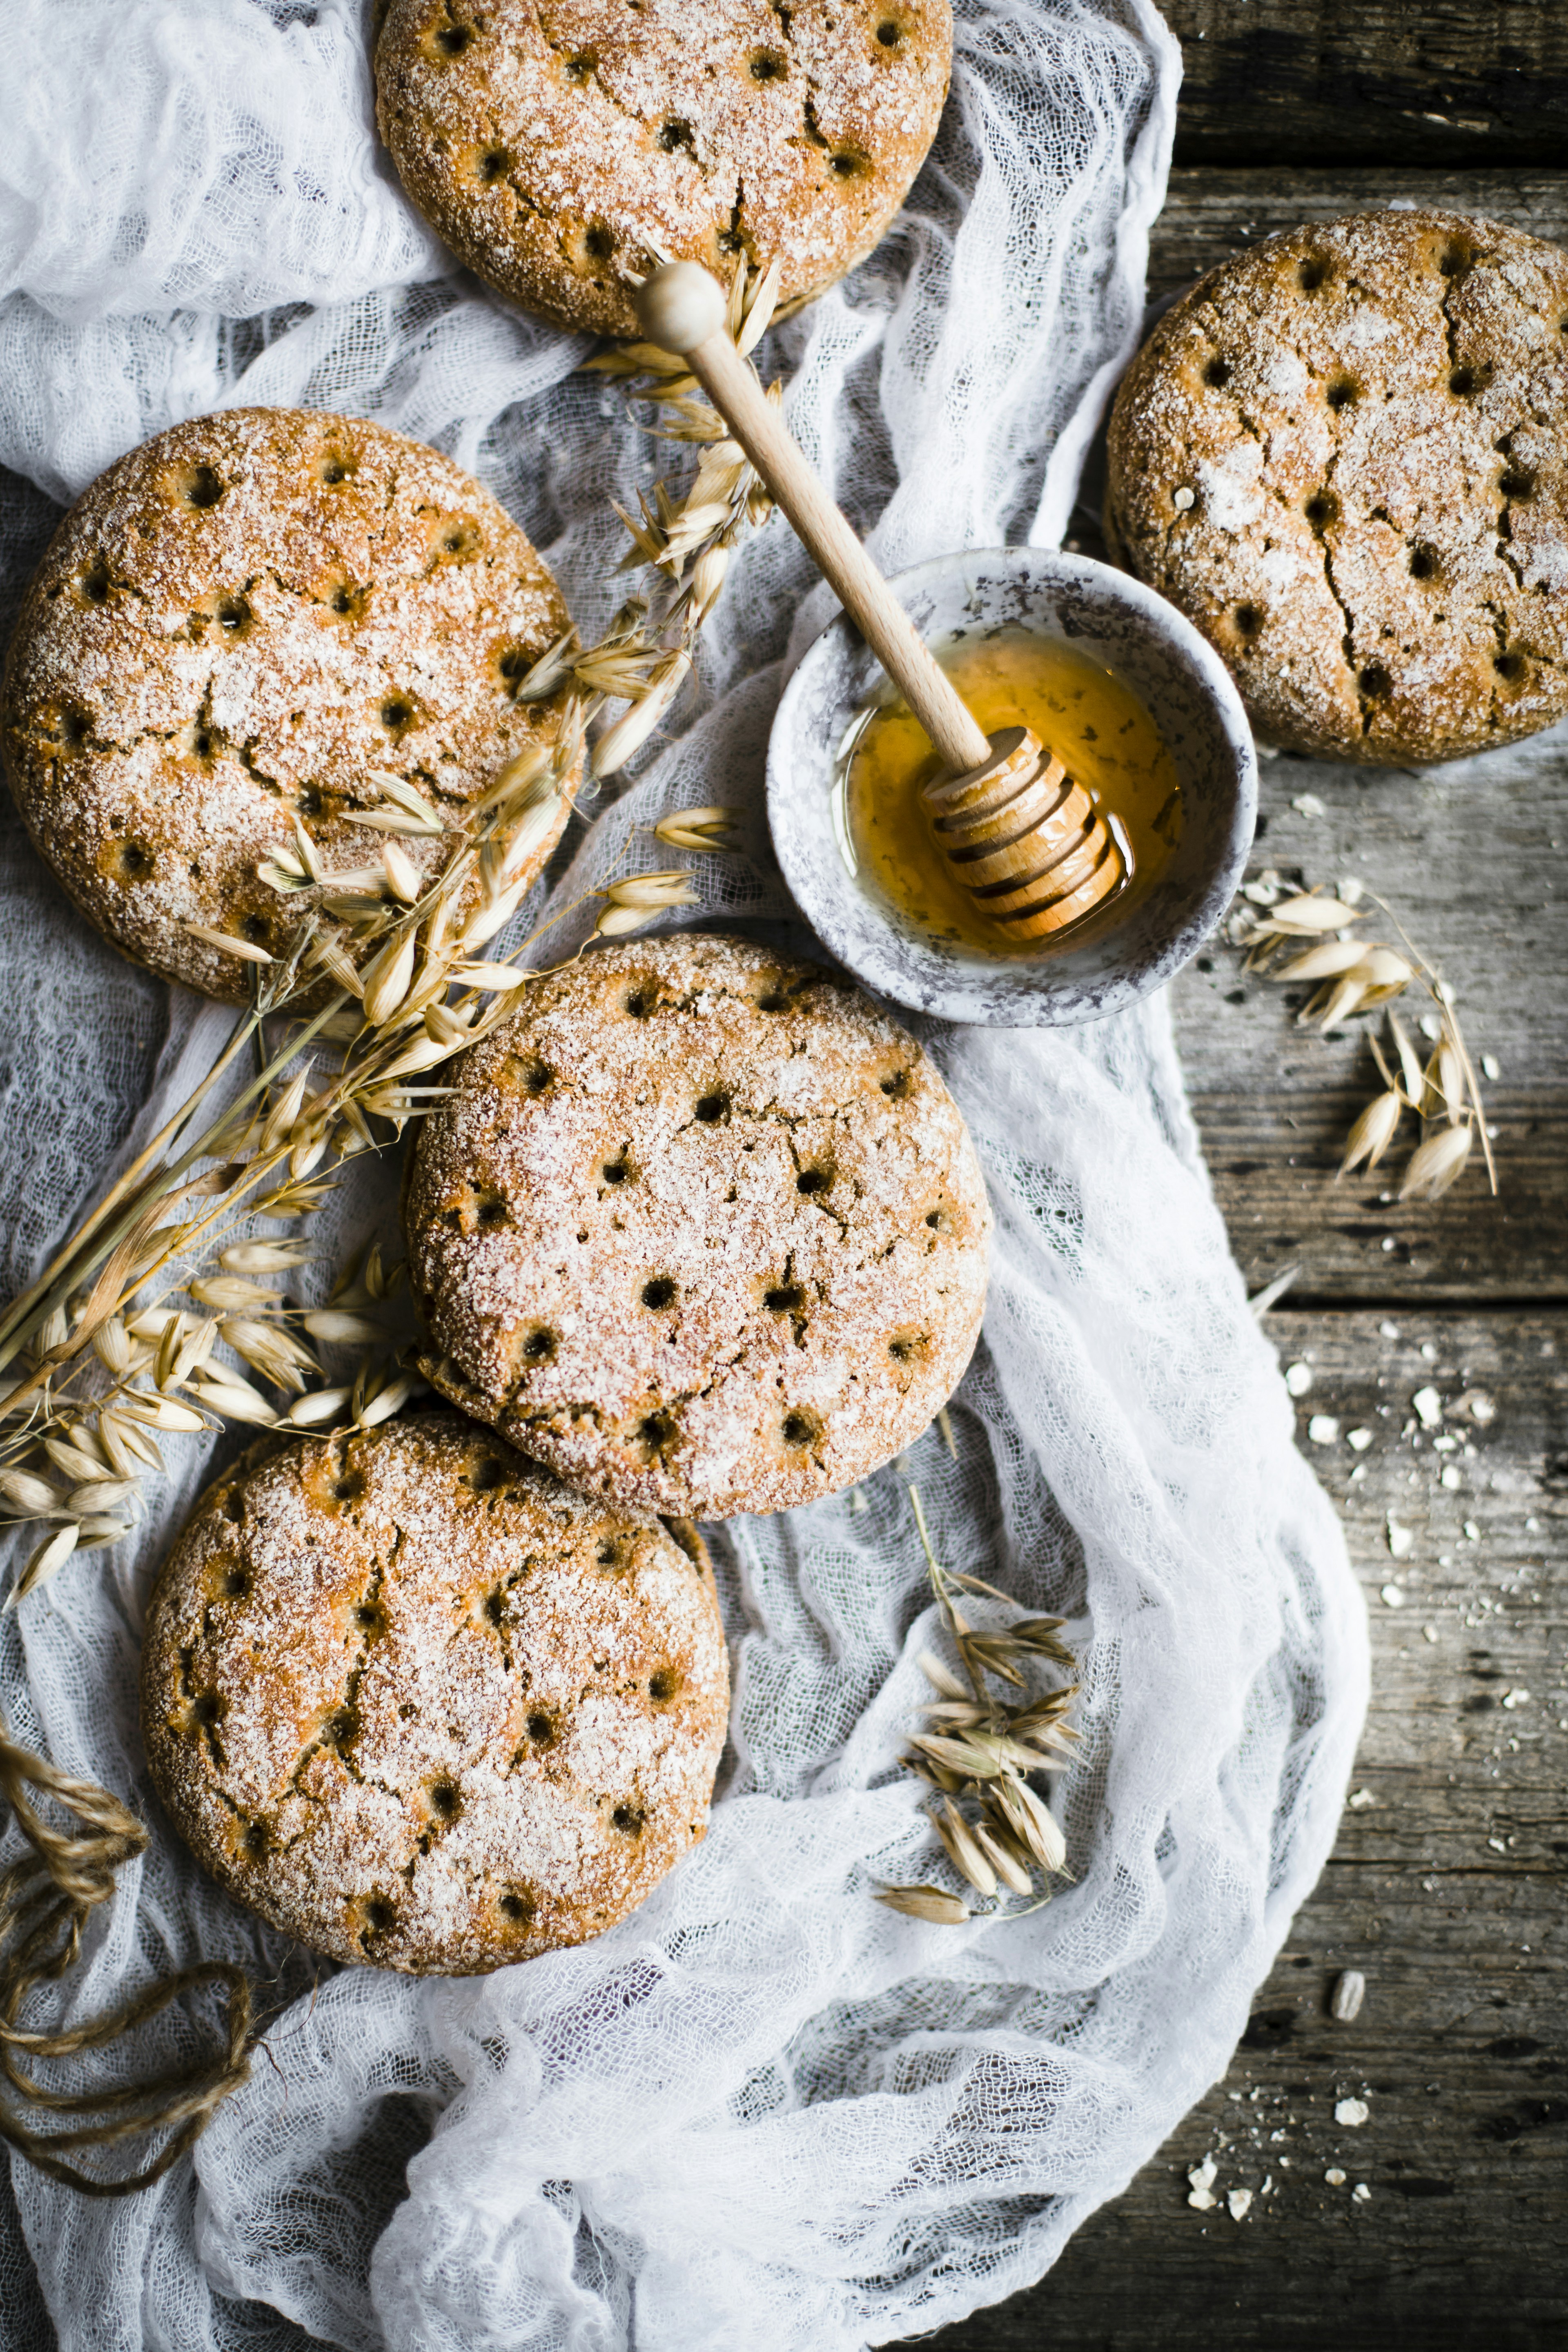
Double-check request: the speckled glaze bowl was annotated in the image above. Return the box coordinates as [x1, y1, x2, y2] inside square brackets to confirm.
[767, 548, 1257, 1027]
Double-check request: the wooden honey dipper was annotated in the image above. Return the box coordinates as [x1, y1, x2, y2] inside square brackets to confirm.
[634, 262, 1128, 940]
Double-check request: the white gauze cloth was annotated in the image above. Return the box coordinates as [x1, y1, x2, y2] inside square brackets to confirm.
[0, 2, 1369, 2347]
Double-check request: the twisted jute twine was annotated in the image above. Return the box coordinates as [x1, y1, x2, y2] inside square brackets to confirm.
[0, 1726, 253, 2194]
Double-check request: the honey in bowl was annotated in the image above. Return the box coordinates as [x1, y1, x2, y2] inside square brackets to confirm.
[836, 632, 1183, 958]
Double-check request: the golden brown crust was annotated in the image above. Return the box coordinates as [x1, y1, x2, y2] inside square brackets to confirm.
[139, 1413, 729, 1975]
[373, 0, 952, 338]
[1, 408, 576, 1001]
[403, 932, 991, 1518]
[1106, 209, 1568, 765]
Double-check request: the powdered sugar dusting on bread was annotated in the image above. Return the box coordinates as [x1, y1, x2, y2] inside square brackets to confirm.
[404, 933, 991, 1517]
[1106, 209, 1568, 764]
[1, 408, 574, 1000]
[139, 1415, 728, 1975]
[375, 0, 952, 337]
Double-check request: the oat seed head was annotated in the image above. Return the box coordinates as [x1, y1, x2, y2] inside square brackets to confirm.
[0, 270, 806, 1610]
[1337, 1091, 1402, 1179]
[874, 1883, 971, 1926]
[1399, 1122, 1474, 1200]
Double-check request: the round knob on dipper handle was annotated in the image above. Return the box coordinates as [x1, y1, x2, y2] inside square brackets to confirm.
[635, 260, 729, 356]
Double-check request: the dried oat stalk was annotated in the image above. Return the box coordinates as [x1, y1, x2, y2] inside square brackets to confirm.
[876, 1488, 1078, 1927]
[1232, 874, 1496, 1202]
[0, 1728, 252, 2192]
[0, 1214, 427, 1608]
[0, 263, 778, 1607]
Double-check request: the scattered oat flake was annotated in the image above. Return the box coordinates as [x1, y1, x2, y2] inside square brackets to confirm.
[1347, 1427, 1372, 1451]
[1419, 1013, 1443, 1041]
[1379, 1321, 1400, 1340]
[1228, 2188, 1253, 2222]
[1352, 2183, 1372, 2203]
[1188, 2155, 1217, 2193]
[1347, 1788, 1375, 1810]
[1423, 1625, 1439, 1643]
[1440, 1464, 1462, 1490]
[1488, 1837, 1506, 1853]
[1334, 2098, 1370, 2127]
[1187, 2187, 1217, 2211]
[1501, 1689, 1531, 1710]
[1412, 1387, 1443, 1428]
[1308, 1414, 1340, 1445]
[1386, 1517, 1413, 1560]
[1463, 1521, 1479, 1541]
[1325, 2167, 1347, 2187]
[1285, 1361, 1313, 1397]
[1330, 1969, 1366, 2022]
[1380, 1584, 1405, 1609]
[1291, 793, 1328, 817]
[1481, 1053, 1500, 1080]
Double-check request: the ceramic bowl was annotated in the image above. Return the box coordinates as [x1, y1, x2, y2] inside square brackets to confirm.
[766, 547, 1256, 1027]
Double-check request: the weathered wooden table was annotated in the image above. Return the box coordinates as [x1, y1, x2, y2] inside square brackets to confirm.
[0, 9, 1560, 2347]
[925, 9, 1567, 2346]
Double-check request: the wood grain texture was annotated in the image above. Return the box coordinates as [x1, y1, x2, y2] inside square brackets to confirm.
[8, 54, 1568, 2352]
[917, 1311, 1567, 2351]
[1165, 2, 1568, 171]
[907, 154, 1568, 2350]
[1172, 720, 1568, 1304]
[1149, 166, 1568, 299]
[1100, 169, 1568, 1307]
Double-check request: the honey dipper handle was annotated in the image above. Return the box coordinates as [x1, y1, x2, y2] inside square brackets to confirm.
[635, 263, 992, 777]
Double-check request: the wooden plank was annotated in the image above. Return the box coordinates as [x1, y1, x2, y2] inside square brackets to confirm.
[1087, 169, 1568, 1306]
[1170, 724, 1568, 1304]
[917, 1308, 1568, 2351]
[1184, 1088, 1568, 1308]
[5, 131, 1565, 2352]
[1149, 167, 1568, 301]
[1165, 2, 1568, 173]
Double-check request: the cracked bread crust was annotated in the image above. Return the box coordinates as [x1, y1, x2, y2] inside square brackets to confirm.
[139, 1414, 729, 1976]
[1, 408, 575, 1001]
[403, 933, 991, 1518]
[373, 0, 952, 339]
[1105, 209, 1568, 765]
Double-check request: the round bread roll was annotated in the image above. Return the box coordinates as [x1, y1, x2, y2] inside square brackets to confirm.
[403, 932, 991, 1517]
[140, 1415, 729, 1975]
[374, 0, 952, 339]
[1106, 209, 1568, 764]
[1, 408, 576, 1002]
